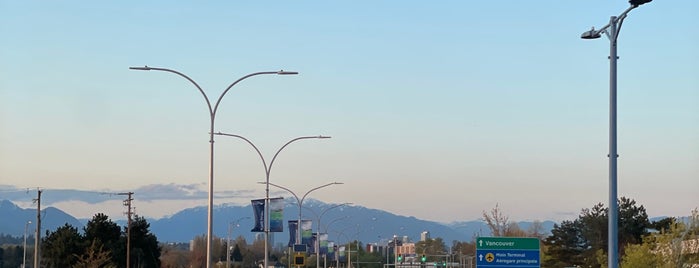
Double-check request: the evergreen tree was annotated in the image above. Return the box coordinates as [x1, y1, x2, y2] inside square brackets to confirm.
[84, 213, 123, 266]
[544, 197, 651, 267]
[543, 220, 585, 267]
[41, 224, 84, 267]
[127, 216, 160, 268]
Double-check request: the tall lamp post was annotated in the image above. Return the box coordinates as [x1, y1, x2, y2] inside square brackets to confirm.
[332, 226, 360, 268]
[323, 216, 350, 268]
[262, 182, 343, 249]
[23, 220, 31, 268]
[214, 132, 330, 268]
[580, 1, 652, 267]
[304, 202, 352, 268]
[227, 216, 250, 268]
[129, 66, 298, 268]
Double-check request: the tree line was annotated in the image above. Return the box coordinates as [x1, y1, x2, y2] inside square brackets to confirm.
[1, 213, 160, 268]
[3, 197, 697, 267]
[472, 197, 698, 267]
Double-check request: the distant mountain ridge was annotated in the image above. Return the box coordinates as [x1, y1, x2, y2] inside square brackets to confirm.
[0, 199, 555, 244]
[0, 199, 83, 237]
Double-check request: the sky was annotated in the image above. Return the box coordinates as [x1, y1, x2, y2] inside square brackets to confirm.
[1, 1, 697, 225]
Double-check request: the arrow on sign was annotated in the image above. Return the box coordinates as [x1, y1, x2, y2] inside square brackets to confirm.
[479, 254, 483, 261]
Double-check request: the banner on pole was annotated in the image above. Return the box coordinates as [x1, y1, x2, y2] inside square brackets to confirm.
[301, 220, 313, 248]
[250, 199, 265, 232]
[310, 233, 317, 254]
[269, 197, 284, 232]
[338, 246, 346, 262]
[319, 233, 328, 255]
[327, 241, 335, 261]
[288, 220, 298, 247]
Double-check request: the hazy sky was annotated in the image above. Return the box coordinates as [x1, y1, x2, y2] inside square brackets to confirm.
[1, 1, 697, 224]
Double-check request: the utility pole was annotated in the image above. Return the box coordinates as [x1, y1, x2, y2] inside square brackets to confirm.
[33, 189, 42, 268]
[118, 192, 134, 268]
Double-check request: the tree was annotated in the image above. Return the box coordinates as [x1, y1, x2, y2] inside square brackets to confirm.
[620, 242, 659, 267]
[160, 243, 190, 268]
[543, 197, 651, 267]
[650, 217, 676, 233]
[415, 238, 447, 262]
[231, 244, 243, 262]
[83, 213, 122, 266]
[1, 245, 23, 268]
[482, 203, 510, 237]
[621, 208, 699, 267]
[73, 240, 117, 268]
[527, 220, 547, 239]
[618, 197, 650, 248]
[42, 223, 84, 267]
[543, 220, 585, 267]
[451, 240, 475, 257]
[126, 216, 160, 268]
[188, 235, 207, 268]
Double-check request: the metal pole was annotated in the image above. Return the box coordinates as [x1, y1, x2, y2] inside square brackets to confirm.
[307, 203, 351, 268]
[227, 222, 232, 268]
[265, 182, 343, 250]
[34, 189, 41, 268]
[23, 221, 30, 268]
[608, 15, 619, 268]
[216, 133, 328, 268]
[580, 3, 650, 266]
[129, 66, 296, 268]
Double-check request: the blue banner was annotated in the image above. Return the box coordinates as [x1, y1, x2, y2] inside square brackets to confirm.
[310, 233, 317, 254]
[269, 197, 284, 232]
[288, 220, 297, 247]
[250, 199, 264, 232]
[476, 249, 540, 267]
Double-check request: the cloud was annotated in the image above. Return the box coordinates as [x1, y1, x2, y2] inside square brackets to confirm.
[0, 183, 259, 204]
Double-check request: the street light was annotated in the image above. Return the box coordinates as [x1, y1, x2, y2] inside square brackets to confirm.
[227, 216, 250, 268]
[323, 215, 350, 268]
[580, 1, 651, 267]
[303, 202, 352, 268]
[332, 230, 353, 268]
[129, 66, 297, 268]
[23, 220, 31, 268]
[214, 132, 330, 268]
[261, 182, 343, 248]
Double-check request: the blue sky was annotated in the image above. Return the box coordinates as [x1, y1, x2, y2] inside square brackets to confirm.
[1, 1, 697, 223]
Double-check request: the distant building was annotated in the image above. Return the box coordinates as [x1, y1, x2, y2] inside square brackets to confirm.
[421, 231, 430, 241]
[397, 243, 416, 256]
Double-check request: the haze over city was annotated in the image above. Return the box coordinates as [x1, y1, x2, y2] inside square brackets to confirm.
[1, 1, 697, 225]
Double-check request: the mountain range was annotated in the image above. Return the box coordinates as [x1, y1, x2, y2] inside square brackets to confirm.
[0, 199, 555, 245]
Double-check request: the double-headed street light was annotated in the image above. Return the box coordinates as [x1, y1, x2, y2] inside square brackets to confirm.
[304, 202, 352, 268]
[580, 1, 651, 267]
[214, 132, 330, 268]
[260, 182, 344, 248]
[129, 66, 297, 268]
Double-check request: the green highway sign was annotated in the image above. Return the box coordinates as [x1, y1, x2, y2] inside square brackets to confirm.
[477, 237, 540, 250]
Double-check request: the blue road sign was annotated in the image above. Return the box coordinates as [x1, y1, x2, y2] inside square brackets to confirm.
[476, 249, 540, 267]
[476, 237, 540, 268]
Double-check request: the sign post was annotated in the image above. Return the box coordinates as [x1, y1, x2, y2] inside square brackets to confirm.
[476, 237, 540, 268]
